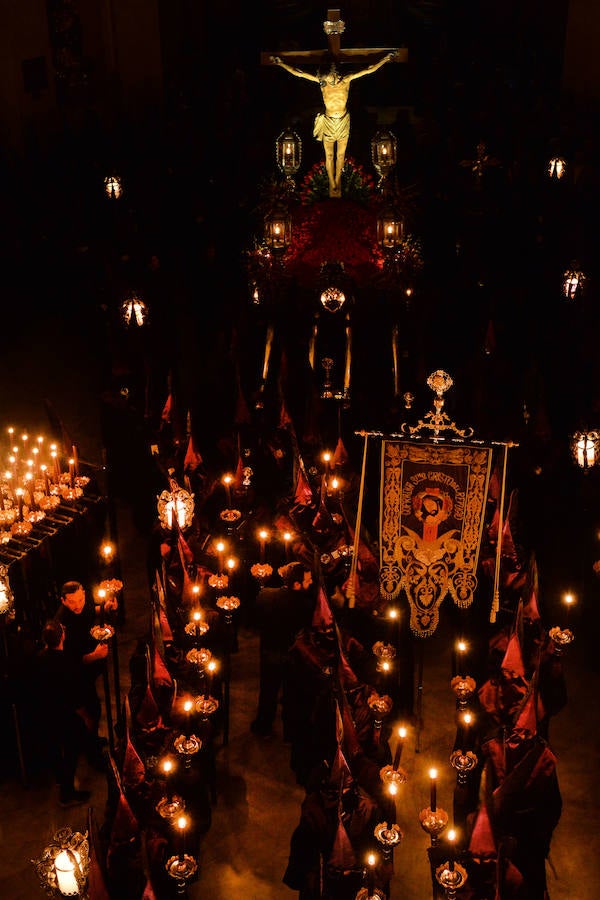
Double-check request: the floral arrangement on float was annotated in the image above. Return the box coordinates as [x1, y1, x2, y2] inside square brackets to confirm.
[245, 157, 424, 293]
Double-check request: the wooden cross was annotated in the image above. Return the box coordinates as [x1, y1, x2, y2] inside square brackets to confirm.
[260, 7, 407, 68]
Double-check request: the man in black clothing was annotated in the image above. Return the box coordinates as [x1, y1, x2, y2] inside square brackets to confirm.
[251, 562, 315, 738]
[54, 580, 116, 761]
[36, 620, 91, 807]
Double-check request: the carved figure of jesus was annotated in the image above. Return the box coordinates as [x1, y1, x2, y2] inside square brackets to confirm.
[271, 51, 398, 197]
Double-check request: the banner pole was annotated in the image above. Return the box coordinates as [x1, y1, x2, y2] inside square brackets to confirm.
[347, 432, 369, 609]
[490, 443, 510, 623]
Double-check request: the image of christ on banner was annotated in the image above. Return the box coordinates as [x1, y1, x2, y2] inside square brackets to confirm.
[380, 441, 492, 637]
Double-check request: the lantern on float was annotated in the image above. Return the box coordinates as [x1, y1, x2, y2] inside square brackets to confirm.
[264, 205, 292, 253]
[377, 205, 404, 250]
[276, 129, 302, 183]
[371, 129, 397, 189]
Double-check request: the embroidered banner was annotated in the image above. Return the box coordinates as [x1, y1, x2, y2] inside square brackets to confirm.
[380, 440, 493, 637]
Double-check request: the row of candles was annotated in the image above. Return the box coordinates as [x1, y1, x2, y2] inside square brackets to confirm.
[0, 427, 88, 526]
[362, 600, 578, 899]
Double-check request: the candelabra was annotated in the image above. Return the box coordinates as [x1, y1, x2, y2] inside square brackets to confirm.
[372, 640, 396, 674]
[373, 820, 403, 861]
[548, 625, 574, 655]
[250, 562, 273, 584]
[419, 806, 449, 847]
[449, 750, 478, 786]
[367, 692, 393, 735]
[450, 675, 476, 710]
[216, 594, 240, 625]
[435, 860, 468, 898]
[174, 732, 202, 771]
[165, 853, 198, 895]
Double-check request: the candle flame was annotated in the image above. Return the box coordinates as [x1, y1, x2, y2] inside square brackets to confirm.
[183, 699, 193, 713]
[162, 759, 174, 774]
[456, 640, 467, 653]
[226, 557, 236, 570]
[429, 768, 437, 779]
[389, 782, 398, 797]
[176, 815, 188, 831]
[367, 853, 376, 866]
[216, 540, 225, 552]
[463, 712, 473, 725]
[564, 592, 575, 606]
[447, 828, 457, 843]
[399, 726, 407, 739]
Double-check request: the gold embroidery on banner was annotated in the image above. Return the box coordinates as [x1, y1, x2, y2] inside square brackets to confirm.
[380, 441, 492, 637]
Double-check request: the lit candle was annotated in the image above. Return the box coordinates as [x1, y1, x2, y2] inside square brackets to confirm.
[216, 540, 225, 574]
[183, 699, 193, 737]
[51, 448, 60, 483]
[54, 848, 80, 896]
[563, 592, 575, 626]
[192, 609, 203, 640]
[68, 458, 75, 489]
[15, 488, 24, 521]
[25, 473, 36, 509]
[429, 768, 437, 812]
[258, 529, 268, 564]
[392, 726, 407, 770]
[71, 444, 79, 476]
[41, 465, 51, 496]
[461, 712, 473, 748]
[456, 639, 467, 678]
[366, 853, 376, 894]
[176, 814, 188, 861]
[283, 531, 292, 559]
[226, 556, 236, 574]
[161, 758, 174, 801]
[222, 473, 233, 508]
[101, 542, 115, 564]
[322, 451, 333, 471]
[446, 828, 456, 872]
[204, 659, 217, 699]
[97, 588, 107, 627]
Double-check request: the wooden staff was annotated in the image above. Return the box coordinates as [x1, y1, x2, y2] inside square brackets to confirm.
[343, 315, 352, 394]
[308, 315, 319, 371]
[491, 443, 510, 623]
[392, 323, 400, 397]
[347, 432, 369, 608]
[259, 323, 274, 387]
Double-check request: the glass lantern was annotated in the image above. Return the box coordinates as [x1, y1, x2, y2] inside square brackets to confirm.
[121, 291, 149, 327]
[264, 205, 292, 253]
[562, 263, 585, 300]
[547, 157, 566, 180]
[571, 431, 600, 471]
[371, 129, 397, 172]
[104, 174, 123, 199]
[276, 129, 302, 181]
[377, 206, 404, 250]
[157, 482, 195, 530]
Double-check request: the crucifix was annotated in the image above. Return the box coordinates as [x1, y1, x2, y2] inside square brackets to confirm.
[262, 8, 407, 197]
